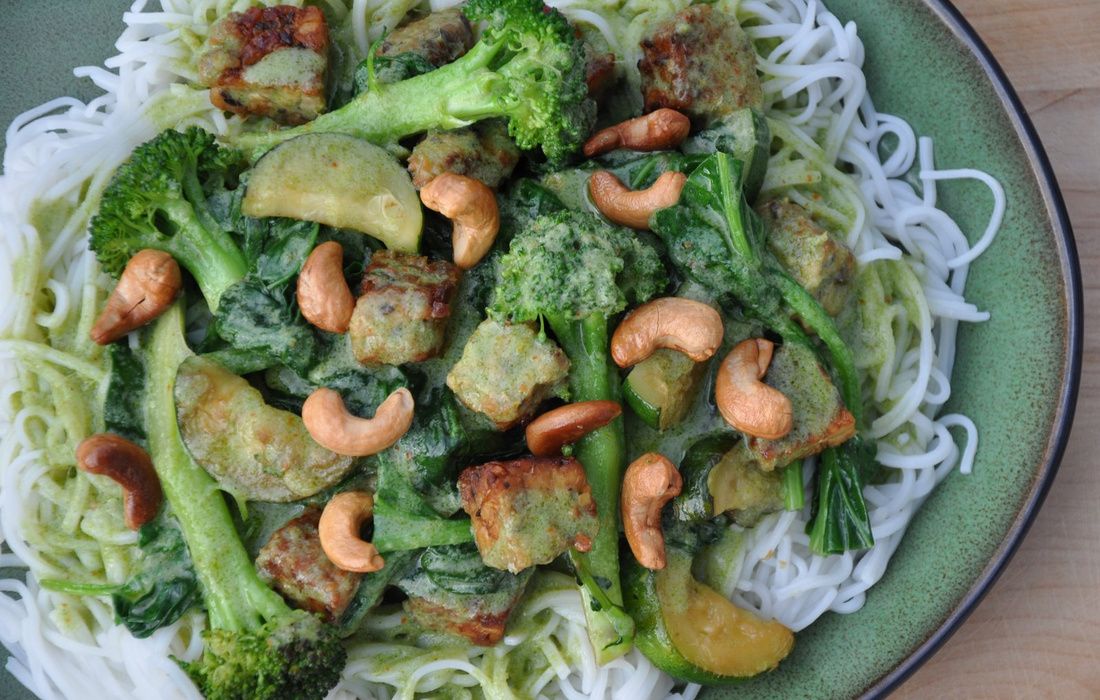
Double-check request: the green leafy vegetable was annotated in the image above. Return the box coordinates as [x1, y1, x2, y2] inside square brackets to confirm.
[212, 279, 317, 374]
[41, 515, 200, 639]
[239, 216, 320, 289]
[336, 550, 418, 637]
[396, 543, 532, 636]
[682, 108, 771, 201]
[807, 438, 875, 553]
[104, 342, 147, 444]
[651, 152, 874, 556]
[372, 444, 475, 553]
[378, 388, 468, 515]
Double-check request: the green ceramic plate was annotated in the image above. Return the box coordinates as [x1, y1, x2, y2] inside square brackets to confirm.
[0, 0, 1081, 698]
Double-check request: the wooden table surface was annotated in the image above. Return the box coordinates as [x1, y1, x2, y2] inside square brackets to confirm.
[895, 1, 1100, 697]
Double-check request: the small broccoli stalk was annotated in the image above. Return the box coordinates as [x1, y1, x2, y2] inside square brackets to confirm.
[144, 303, 344, 699]
[236, 0, 595, 163]
[490, 210, 667, 662]
[90, 127, 248, 311]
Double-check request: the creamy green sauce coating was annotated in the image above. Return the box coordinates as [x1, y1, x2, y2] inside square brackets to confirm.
[243, 48, 326, 88]
[757, 198, 856, 316]
[748, 341, 852, 471]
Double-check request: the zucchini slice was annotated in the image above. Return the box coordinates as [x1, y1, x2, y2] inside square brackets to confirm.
[243, 133, 422, 252]
[622, 348, 705, 430]
[624, 548, 794, 683]
[675, 436, 784, 527]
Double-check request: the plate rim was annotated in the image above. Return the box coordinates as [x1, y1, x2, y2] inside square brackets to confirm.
[0, 1, 1084, 698]
[860, 0, 1083, 696]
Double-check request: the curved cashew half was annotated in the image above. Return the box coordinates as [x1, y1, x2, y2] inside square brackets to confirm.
[298, 242, 355, 333]
[588, 170, 686, 230]
[319, 491, 384, 573]
[76, 434, 163, 529]
[525, 400, 622, 456]
[420, 173, 500, 270]
[611, 297, 723, 368]
[583, 109, 691, 157]
[302, 387, 414, 457]
[622, 453, 682, 570]
[715, 339, 793, 440]
[90, 250, 181, 345]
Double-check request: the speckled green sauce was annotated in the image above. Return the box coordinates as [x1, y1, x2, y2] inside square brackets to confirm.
[0, 1, 1076, 699]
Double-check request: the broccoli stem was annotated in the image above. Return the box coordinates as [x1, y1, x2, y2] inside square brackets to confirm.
[549, 313, 635, 662]
[237, 42, 505, 156]
[155, 207, 248, 312]
[145, 302, 287, 632]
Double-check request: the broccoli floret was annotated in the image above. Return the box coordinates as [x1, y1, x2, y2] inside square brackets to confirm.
[184, 611, 343, 700]
[488, 210, 666, 662]
[490, 210, 666, 324]
[90, 127, 247, 310]
[237, 0, 595, 163]
[145, 304, 345, 700]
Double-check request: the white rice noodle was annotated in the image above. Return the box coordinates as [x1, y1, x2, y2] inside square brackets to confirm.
[0, 0, 1001, 697]
[733, 0, 998, 631]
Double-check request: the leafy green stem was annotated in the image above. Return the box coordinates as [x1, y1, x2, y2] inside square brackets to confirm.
[782, 461, 805, 512]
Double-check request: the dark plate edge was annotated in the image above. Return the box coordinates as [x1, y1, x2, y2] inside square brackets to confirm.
[859, 1, 1084, 697]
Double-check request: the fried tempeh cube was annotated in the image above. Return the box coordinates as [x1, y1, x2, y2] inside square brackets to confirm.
[446, 319, 570, 430]
[349, 250, 461, 366]
[255, 509, 362, 622]
[746, 341, 856, 471]
[756, 198, 857, 317]
[198, 5, 329, 125]
[407, 121, 520, 189]
[638, 5, 763, 126]
[459, 456, 599, 573]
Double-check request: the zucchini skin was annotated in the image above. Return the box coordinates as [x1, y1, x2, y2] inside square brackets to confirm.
[622, 555, 744, 686]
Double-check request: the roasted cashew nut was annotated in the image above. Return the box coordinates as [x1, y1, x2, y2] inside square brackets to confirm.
[622, 453, 682, 570]
[588, 170, 686, 230]
[610, 297, 724, 368]
[715, 339, 793, 440]
[583, 108, 691, 158]
[298, 241, 355, 334]
[76, 434, 163, 530]
[90, 249, 181, 345]
[420, 173, 500, 270]
[319, 491, 384, 573]
[302, 387, 414, 457]
[525, 400, 622, 456]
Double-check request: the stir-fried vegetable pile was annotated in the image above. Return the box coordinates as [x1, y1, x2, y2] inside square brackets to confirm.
[50, 0, 890, 696]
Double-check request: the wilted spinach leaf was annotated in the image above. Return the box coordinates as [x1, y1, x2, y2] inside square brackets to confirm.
[213, 279, 317, 373]
[104, 342, 146, 444]
[111, 516, 201, 638]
